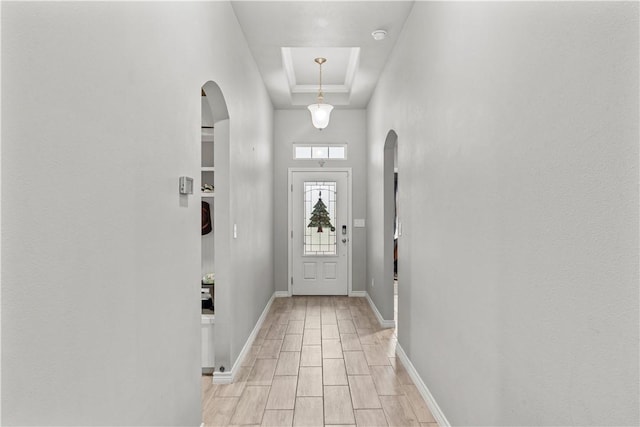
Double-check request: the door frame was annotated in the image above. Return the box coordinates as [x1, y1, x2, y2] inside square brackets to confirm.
[288, 167, 353, 296]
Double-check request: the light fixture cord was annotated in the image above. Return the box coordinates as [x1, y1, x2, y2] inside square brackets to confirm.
[318, 61, 324, 105]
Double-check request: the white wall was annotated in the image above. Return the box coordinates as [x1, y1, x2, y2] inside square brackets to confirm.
[1, 2, 273, 425]
[0, 2, 4, 421]
[225, 81, 274, 369]
[367, 2, 639, 425]
[274, 109, 367, 294]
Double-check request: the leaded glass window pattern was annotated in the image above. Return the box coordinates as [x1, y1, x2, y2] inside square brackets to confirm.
[304, 181, 337, 255]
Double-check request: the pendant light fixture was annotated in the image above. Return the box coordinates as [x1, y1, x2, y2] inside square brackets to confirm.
[307, 57, 333, 130]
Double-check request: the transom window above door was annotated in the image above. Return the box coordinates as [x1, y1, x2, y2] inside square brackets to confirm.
[293, 144, 347, 160]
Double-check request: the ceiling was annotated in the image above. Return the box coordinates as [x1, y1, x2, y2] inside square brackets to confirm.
[231, 1, 415, 109]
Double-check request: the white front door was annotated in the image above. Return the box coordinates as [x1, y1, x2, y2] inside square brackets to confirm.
[290, 170, 349, 295]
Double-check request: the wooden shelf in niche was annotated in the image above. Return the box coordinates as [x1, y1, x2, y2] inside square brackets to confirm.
[201, 166, 214, 198]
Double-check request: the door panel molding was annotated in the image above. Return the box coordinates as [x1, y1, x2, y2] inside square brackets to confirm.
[288, 167, 352, 296]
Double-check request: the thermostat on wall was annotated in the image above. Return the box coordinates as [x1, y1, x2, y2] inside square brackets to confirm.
[179, 176, 194, 195]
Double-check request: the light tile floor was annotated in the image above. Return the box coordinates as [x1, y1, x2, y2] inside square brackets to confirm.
[202, 296, 438, 427]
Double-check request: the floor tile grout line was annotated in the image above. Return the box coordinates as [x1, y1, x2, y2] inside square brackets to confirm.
[202, 296, 436, 427]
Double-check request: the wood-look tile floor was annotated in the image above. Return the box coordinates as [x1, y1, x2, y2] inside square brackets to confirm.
[202, 296, 439, 427]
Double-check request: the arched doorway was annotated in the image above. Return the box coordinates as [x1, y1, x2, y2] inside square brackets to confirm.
[200, 81, 230, 381]
[383, 130, 398, 331]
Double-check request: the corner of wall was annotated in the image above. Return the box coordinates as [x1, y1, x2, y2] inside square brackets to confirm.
[396, 343, 451, 427]
[0, 2, 3, 420]
[0, 0, 2, 425]
[365, 292, 395, 329]
[213, 292, 276, 384]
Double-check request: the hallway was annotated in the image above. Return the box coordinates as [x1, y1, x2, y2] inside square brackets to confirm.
[202, 296, 437, 426]
[2, 2, 637, 425]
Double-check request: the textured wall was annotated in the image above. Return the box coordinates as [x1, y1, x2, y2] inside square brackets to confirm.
[1, 1, 273, 424]
[367, 2, 639, 425]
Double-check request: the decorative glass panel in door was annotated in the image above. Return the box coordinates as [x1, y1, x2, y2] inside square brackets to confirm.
[304, 182, 337, 255]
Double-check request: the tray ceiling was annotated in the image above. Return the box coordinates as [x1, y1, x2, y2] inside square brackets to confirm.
[231, 1, 415, 109]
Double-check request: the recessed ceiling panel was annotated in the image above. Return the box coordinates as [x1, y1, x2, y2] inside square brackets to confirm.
[287, 47, 355, 85]
[283, 47, 359, 98]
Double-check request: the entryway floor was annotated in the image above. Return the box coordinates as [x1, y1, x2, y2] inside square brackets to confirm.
[202, 296, 438, 426]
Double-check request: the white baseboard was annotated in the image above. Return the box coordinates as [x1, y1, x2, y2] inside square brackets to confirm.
[365, 292, 396, 329]
[212, 370, 233, 384]
[396, 343, 451, 427]
[349, 290, 366, 297]
[274, 291, 291, 297]
[213, 292, 275, 384]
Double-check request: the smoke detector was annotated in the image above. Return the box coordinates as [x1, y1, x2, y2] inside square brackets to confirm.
[371, 29, 387, 41]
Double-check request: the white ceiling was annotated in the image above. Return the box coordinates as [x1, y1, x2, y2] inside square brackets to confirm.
[231, 1, 414, 109]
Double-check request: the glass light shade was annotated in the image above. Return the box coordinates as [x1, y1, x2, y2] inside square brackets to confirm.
[307, 103, 334, 130]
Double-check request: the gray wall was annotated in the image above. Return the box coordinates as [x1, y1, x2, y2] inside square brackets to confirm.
[1, 1, 273, 424]
[274, 109, 367, 294]
[367, 2, 639, 425]
[226, 89, 274, 368]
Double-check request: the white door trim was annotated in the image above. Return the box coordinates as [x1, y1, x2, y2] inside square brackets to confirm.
[288, 167, 353, 297]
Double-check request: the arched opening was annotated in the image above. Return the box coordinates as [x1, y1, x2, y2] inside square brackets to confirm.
[202, 81, 229, 124]
[200, 81, 230, 382]
[383, 130, 399, 331]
